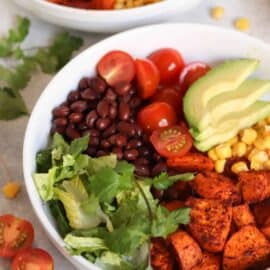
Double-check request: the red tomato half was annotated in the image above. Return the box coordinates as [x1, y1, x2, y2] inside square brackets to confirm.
[135, 58, 160, 99]
[151, 87, 183, 116]
[179, 62, 211, 94]
[97, 50, 135, 87]
[150, 124, 192, 158]
[12, 248, 54, 270]
[148, 48, 185, 85]
[137, 102, 177, 132]
[0, 215, 34, 258]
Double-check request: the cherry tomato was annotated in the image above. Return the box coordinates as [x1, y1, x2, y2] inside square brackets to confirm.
[0, 215, 34, 258]
[148, 48, 185, 85]
[12, 248, 54, 270]
[135, 58, 160, 99]
[137, 102, 177, 132]
[179, 62, 211, 94]
[150, 124, 192, 158]
[97, 50, 135, 87]
[151, 87, 183, 116]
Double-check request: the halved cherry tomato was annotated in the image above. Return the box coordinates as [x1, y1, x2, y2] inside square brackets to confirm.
[97, 50, 135, 87]
[179, 62, 211, 94]
[150, 124, 192, 158]
[0, 215, 34, 258]
[137, 102, 177, 132]
[151, 87, 183, 116]
[12, 248, 54, 270]
[50, 0, 115, 9]
[148, 48, 185, 85]
[135, 58, 160, 99]
[97, 0, 116, 9]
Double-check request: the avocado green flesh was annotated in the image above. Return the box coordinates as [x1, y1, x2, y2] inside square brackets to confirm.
[183, 59, 259, 131]
[194, 101, 270, 152]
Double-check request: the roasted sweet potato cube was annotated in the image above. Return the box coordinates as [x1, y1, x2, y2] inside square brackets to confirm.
[191, 171, 241, 204]
[251, 198, 270, 227]
[192, 252, 221, 270]
[168, 230, 202, 270]
[232, 204, 255, 228]
[186, 197, 232, 253]
[223, 225, 270, 270]
[261, 226, 270, 241]
[239, 171, 270, 203]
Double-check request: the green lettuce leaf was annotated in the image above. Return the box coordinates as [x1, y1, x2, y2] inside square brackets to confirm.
[36, 148, 52, 173]
[70, 135, 89, 157]
[88, 154, 117, 175]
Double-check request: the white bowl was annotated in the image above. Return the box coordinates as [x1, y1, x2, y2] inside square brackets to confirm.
[12, 0, 202, 33]
[23, 23, 270, 270]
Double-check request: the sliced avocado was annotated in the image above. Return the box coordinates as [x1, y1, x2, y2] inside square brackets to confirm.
[194, 101, 270, 152]
[184, 59, 259, 131]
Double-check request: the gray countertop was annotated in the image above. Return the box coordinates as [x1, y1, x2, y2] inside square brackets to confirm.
[1, 0, 270, 269]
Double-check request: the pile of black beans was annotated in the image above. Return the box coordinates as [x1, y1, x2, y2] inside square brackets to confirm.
[51, 75, 168, 177]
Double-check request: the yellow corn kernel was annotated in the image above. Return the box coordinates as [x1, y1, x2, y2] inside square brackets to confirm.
[2, 182, 21, 199]
[231, 161, 249, 174]
[215, 144, 232, 159]
[265, 116, 270, 125]
[240, 128, 257, 145]
[211, 6, 225, 20]
[256, 119, 267, 128]
[208, 149, 218, 161]
[250, 160, 264, 171]
[226, 136, 238, 146]
[248, 149, 268, 163]
[234, 18, 250, 31]
[264, 160, 270, 170]
[232, 142, 247, 157]
[254, 135, 270, 150]
[215, 160, 226, 173]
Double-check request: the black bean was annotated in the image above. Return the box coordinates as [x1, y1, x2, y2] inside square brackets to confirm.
[102, 124, 116, 138]
[88, 77, 106, 94]
[79, 77, 90, 90]
[126, 139, 142, 149]
[130, 96, 142, 108]
[153, 153, 162, 162]
[151, 187, 164, 200]
[96, 150, 108, 157]
[135, 163, 151, 177]
[97, 100, 110, 118]
[68, 90, 80, 103]
[135, 157, 149, 165]
[138, 146, 151, 157]
[51, 125, 65, 135]
[108, 134, 117, 145]
[70, 100, 88, 113]
[118, 102, 130, 121]
[135, 124, 143, 137]
[81, 88, 99, 101]
[96, 118, 111, 131]
[115, 134, 127, 147]
[120, 93, 132, 103]
[112, 147, 123, 160]
[109, 104, 117, 119]
[124, 149, 139, 161]
[86, 110, 98, 128]
[69, 112, 83, 124]
[82, 129, 91, 136]
[114, 83, 131, 95]
[117, 121, 136, 136]
[89, 136, 99, 147]
[77, 122, 89, 131]
[53, 105, 70, 118]
[66, 125, 80, 139]
[89, 129, 100, 137]
[100, 139, 111, 149]
[86, 146, 96, 156]
[53, 118, 67, 127]
[104, 88, 117, 101]
[152, 162, 167, 176]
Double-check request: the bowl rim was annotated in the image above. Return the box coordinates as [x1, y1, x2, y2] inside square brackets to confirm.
[23, 22, 270, 269]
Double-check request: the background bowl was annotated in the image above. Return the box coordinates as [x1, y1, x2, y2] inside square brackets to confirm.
[23, 23, 270, 270]
[12, 0, 202, 33]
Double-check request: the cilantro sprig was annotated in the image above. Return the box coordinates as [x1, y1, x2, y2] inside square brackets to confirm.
[0, 17, 83, 120]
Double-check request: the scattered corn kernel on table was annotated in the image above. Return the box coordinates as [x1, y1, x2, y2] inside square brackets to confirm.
[1, 0, 270, 269]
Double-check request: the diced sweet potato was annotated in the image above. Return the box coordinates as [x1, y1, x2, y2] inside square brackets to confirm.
[151, 238, 175, 270]
[261, 226, 270, 241]
[186, 197, 232, 253]
[223, 225, 270, 270]
[191, 171, 241, 204]
[251, 198, 270, 227]
[239, 171, 270, 203]
[168, 230, 202, 270]
[161, 200, 185, 212]
[164, 181, 192, 201]
[192, 252, 221, 270]
[232, 204, 256, 228]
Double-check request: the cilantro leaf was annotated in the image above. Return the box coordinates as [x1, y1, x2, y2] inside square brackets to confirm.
[0, 87, 28, 120]
[36, 148, 52, 173]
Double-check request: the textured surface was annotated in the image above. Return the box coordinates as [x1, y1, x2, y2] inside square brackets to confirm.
[0, 0, 270, 269]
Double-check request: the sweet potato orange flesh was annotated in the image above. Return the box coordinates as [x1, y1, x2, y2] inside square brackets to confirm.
[192, 252, 221, 270]
[232, 204, 256, 228]
[251, 198, 270, 227]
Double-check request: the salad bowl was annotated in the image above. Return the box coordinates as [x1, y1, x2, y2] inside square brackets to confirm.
[12, 0, 202, 33]
[23, 23, 270, 270]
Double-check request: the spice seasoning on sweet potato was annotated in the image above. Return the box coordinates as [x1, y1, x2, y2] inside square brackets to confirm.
[251, 198, 270, 227]
[191, 171, 241, 204]
[232, 204, 256, 228]
[192, 252, 221, 270]
[168, 230, 202, 270]
[186, 197, 232, 253]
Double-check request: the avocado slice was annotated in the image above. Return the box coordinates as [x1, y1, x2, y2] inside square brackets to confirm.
[183, 59, 259, 131]
[194, 101, 270, 152]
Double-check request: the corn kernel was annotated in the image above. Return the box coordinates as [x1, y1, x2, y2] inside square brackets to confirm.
[215, 144, 232, 159]
[208, 149, 218, 161]
[240, 128, 257, 145]
[231, 161, 249, 174]
[232, 142, 247, 157]
[248, 149, 268, 163]
[254, 136, 270, 150]
[264, 160, 270, 170]
[256, 119, 266, 128]
[234, 18, 250, 31]
[266, 116, 270, 125]
[226, 136, 238, 146]
[215, 160, 226, 173]
[250, 160, 264, 171]
[211, 6, 225, 20]
[2, 182, 21, 199]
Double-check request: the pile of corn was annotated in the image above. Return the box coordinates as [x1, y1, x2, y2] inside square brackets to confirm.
[114, 0, 162, 9]
[208, 117, 270, 174]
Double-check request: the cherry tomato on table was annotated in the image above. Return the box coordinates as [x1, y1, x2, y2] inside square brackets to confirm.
[12, 248, 54, 270]
[148, 48, 185, 85]
[179, 62, 211, 94]
[0, 215, 34, 258]
[135, 58, 160, 99]
[97, 50, 135, 87]
[137, 102, 177, 132]
[150, 124, 192, 158]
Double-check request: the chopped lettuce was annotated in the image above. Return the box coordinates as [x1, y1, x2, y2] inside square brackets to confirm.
[88, 154, 117, 175]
